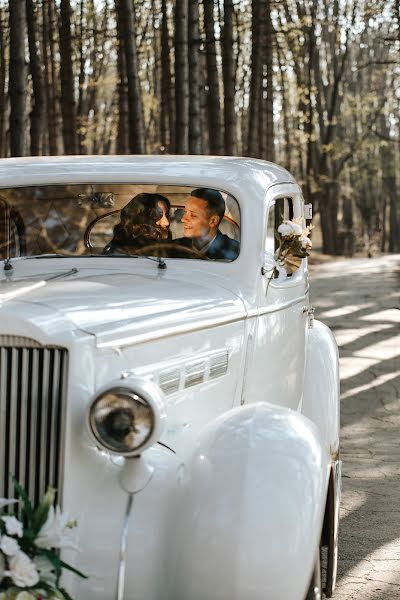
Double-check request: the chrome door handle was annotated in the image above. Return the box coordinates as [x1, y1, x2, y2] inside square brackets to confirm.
[302, 305, 315, 327]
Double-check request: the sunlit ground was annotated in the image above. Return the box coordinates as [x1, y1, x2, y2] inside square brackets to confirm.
[310, 254, 400, 599]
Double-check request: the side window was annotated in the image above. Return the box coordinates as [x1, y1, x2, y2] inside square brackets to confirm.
[265, 197, 294, 254]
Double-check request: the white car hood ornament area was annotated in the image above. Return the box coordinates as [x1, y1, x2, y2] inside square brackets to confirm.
[0, 279, 47, 303]
[0, 266, 245, 347]
[0, 268, 79, 304]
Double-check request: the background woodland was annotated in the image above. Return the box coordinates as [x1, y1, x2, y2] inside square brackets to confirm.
[1, 0, 399, 255]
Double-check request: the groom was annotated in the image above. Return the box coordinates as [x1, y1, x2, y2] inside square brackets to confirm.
[175, 188, 239, 261]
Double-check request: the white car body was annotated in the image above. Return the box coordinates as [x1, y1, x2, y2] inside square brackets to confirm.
[0, 156, 340, 600]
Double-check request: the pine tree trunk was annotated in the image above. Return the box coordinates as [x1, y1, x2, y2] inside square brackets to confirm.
[264, 0, 274, 161]
[204, 0, 223, 155]
[59, 0, 78, 154]
[26, 0, 45, 155]
[42, 0, 58, 154]
[161, 0, 174, 152]
[9, 0, 27, 157]
[277, 45, 291, 170]
[379, 115, 400, 252]
[188, 0, 202, 154]
[115, 0, 128, 154]
[77, 0, 86, 153]
[116, 0, 145, 154]
[175, 0, 189, 153]
[0, 8, 6, 157]
[222, 0, 236, 155]
[247, 0, 261, 156]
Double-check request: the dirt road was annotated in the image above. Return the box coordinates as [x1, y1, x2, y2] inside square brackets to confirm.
[310, 254, 400, 599]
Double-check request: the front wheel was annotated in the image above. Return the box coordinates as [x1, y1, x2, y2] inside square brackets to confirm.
[305, 549, 322, 600]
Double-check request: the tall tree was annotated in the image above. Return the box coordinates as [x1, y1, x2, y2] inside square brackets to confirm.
[42, 0, 59, 154]
[9, 0, 27, 156]
[116, 0, 145, 153]
[222, 0, 236, 155]
[188, 0, 202, 153]
[59, 0, 78, 154]
[204, 0, 223, 155]
[379, 113, 400, 251]
[0, 8, 6, 157]
[161, 0, 174, 152]
[247, 0, 261, 156]
[174, 0, 189, 153]
[264, 0, 275, 161]
[26, 0, 45, 155]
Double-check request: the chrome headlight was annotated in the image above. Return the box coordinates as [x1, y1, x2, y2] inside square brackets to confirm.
[88, 380, 166, 456]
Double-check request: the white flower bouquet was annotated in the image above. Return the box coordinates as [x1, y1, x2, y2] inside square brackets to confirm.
[0, 480, 86, 600]
[275, 218, 313, 277]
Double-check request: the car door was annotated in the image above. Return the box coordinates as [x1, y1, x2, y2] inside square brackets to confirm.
[244, 184, 309, 410]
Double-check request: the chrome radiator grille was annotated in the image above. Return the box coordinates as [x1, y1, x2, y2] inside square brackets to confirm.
[0, 337, 68, 507]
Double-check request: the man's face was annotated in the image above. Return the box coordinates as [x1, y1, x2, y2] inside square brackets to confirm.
[182, 197, 217, 239]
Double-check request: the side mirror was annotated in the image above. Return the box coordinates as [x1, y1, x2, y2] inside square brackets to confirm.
[262, 251, 276, 275]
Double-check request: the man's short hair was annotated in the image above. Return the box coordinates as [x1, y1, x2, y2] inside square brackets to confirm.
[191, 188, 225, 222]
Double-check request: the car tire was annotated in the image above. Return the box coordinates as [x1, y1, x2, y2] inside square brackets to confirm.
[305, 549, 322, 600]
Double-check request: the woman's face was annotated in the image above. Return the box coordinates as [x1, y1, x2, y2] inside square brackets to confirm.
[155, 201, 170, 238]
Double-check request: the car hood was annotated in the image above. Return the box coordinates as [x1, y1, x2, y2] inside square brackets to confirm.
[0, 263, 246, 347]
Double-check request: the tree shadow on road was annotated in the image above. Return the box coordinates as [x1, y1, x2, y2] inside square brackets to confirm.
[310, 255, 400, 598]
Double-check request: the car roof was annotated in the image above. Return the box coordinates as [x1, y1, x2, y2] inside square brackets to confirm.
[0, 155, 296, 205]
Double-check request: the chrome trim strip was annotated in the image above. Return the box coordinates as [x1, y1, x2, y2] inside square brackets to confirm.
[241, 332, 254, 405]
[18, 349, 29, 498]
[97, 311, 246, 349]
[98, 290, 310, 350]
[57, 350, 69, 508]
[0, 335, 43, 348]
[28, 349, 40, 503]
[9, 349, 18, 496]
[39, 349, 51, 499]
[247, 291, 309, 318]
[0, 350, 7, 494]
[49, 349, 61, 490]
[116, 493, 134, 600]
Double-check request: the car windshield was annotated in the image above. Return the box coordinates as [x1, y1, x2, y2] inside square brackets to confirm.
[0, 184, 241, 263]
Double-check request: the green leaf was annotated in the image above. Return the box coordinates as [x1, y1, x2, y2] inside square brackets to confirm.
[11, 476, 34, 523]
[58, 587, 75, 600]
[42, 551, 88, 580]
[32, 487, 56, 535]
[56, 557, 88, 580]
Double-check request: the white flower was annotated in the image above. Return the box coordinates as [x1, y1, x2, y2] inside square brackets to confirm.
[36, 506, 77, 550]
[15, 592, 37, 600]
[0, 499, 18, 510]
[5, 551, 39, 587]
[278, 220, 303, 237]
[301, 236, 312, 249]
[2, 516, 23, 538]
[0, 535, 20, 556]
[290, 222, 303, 235]
[33, 555, 56, 585]
[277, 222, 294, 236]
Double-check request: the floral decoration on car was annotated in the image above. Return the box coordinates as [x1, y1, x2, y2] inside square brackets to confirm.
[0, 480, 86, 600]
[275, 218, 313, 278]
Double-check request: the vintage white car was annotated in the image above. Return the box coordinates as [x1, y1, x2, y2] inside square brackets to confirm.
[0, 156, 340, 600]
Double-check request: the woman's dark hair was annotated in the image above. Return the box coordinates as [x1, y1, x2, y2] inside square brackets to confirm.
[113, 193, 170, 243]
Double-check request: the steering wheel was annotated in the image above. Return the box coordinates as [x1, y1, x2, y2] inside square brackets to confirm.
[131, 242, 210, 260]
[84, 209, 120, 248]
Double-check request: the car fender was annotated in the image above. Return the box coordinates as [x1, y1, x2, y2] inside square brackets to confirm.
[168, 402, 330, 600]
[302, 319, 340, 456]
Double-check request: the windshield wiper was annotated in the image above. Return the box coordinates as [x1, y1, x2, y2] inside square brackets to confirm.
[24, 252, 167, 269]
[26, 253, 68, 259]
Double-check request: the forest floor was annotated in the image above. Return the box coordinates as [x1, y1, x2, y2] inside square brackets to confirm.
[310, 253, 400, 599]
